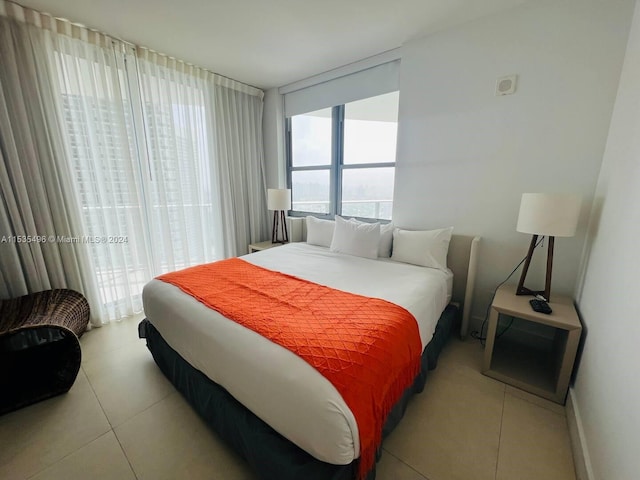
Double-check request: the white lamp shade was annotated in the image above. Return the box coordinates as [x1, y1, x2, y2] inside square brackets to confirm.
[517, 193, 581, 237]
[267, 189, 291, 211]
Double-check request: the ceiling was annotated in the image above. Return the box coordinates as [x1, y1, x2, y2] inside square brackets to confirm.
[16, 0, 527, 90]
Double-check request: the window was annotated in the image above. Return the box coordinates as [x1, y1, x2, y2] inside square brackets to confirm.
[289, 108, 332, 214]
[287, 91, 398, 220]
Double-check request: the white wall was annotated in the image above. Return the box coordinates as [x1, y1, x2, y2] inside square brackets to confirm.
[572, 1, 640, 478]
[263, 87, 286, 190]
[394, 0, 634, 325]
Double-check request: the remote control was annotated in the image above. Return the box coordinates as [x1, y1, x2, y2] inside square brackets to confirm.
[530, 299, 552, 315]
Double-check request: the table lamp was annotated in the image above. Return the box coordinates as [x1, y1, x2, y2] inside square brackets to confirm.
[268, 189, 291, 244]
[516, 193, 581, 301]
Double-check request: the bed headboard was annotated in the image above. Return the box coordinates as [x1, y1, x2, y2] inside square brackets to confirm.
[288, 217, 480, 339]
[447, 235, 480, 339]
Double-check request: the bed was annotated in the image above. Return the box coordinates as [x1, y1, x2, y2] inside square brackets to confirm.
[139, 224, 479, 480]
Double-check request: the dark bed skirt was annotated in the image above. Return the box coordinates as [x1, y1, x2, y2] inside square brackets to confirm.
[138, 304, 458, 480]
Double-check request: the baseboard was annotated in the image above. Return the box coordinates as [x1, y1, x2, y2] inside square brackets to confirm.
[566, 388, 595, 480]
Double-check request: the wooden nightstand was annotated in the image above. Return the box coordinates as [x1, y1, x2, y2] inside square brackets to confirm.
[482, 285, 582, 405]
[248, 241, 287, 253]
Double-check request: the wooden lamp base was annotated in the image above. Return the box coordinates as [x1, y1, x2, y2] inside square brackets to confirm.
[516, 234, 554, 302]
[271, 210, 289, 244]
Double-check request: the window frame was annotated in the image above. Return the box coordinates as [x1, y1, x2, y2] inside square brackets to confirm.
[286, 99, 397, 221]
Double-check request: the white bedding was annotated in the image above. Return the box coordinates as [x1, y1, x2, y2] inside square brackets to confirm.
[142, 243, 452, 465]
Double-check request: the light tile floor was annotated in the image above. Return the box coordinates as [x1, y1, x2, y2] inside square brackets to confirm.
[0, 315, 577, 480]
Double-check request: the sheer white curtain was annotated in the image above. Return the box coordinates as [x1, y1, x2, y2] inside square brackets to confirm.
[50, 40, 229, 321]
[50, 35, 152, 323]
[135, 50, 224, 272]
[1, 1, 268, 324]
[0, 15, 101, 314]
[136, 48, 269, 259]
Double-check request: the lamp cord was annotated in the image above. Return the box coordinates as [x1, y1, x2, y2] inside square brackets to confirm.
[471, 235, 545, 345]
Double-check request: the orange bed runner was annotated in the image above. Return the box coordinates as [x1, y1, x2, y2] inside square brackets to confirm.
[158, 257, 423, 479]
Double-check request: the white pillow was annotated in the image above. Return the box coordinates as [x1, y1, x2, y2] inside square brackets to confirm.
[391, 227, 454, 270]
[330, 216, 380, 259]
[348, 218, 394, 258]
[305, 216, 335, 247]
[378, 222, 394, 258]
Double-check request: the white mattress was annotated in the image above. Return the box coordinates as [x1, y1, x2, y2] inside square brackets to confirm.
[142, 243, 452, 465]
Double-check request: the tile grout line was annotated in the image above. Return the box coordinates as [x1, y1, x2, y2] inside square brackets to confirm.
[82, 365, 115, 431]
[82, 333, 175, 431]
[112, 427, 140, 480]
[505, 390, 567, 418]
[80, 362, 138, 478]
[382, 447, 431, 480]
[22, 367, 115, 480]
[72, 361, 141, 480]
[112, 389, 177, 429]
[109, 390, 180, 480]
[79, 317, 152, 480]
[82, 354, 176, 431]
[494, 386, 507, 480]
[23, 431, 115, 480]
[81, 344, 153, 480]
